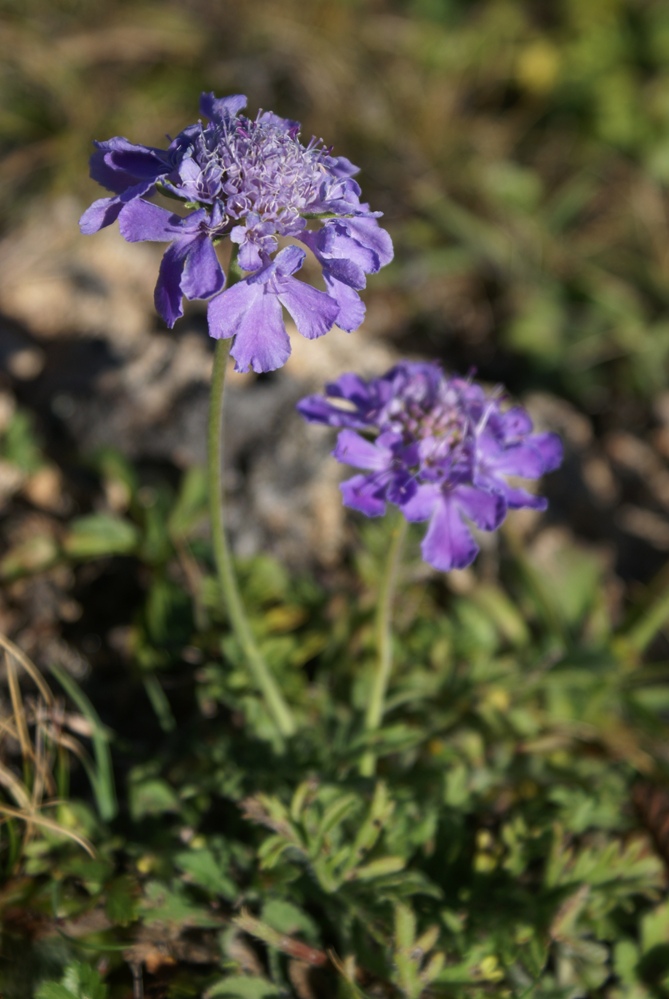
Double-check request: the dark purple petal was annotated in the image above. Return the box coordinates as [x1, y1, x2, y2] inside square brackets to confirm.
[340, 475, 387, 517]
[386, 472, 417, 506]
[421, 496, 479, 572]
[182, 235, 225, 300]
[154, 243, 189, 327]
[200, 92, 247, 122]
[89, 137, 171, 193]
[454, 485, 506, 531]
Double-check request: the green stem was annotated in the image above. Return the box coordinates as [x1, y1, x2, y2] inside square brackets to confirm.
[360, 516, 408, 776]
[208, 338, 296, 739]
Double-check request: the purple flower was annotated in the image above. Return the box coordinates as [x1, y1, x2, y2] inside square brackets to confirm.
[80, 93, 393, 372]
[298, 362, 562, 572]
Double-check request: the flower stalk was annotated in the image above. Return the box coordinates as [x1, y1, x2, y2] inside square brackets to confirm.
[208, 300, 295, 739]
[360, 515, 408, 777]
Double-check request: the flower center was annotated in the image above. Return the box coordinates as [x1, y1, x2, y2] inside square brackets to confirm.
[179, 115, 336, 229]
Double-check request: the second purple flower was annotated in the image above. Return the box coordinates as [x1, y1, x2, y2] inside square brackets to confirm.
[298, 362, 563, 572]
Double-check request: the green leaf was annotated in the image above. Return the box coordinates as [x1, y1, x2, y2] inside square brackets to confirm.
[35, 986, 78, 999]
[0, 534, 59, 579]
[168, 465, 208, 536]
[36, 962, 107, 999]
[395, 903, 416, 949]
[261, 899, 318, 939]
[141, 880, 222, 928]
[350, 856, 406, 881]
[205, 975, 281, 998]
[49, 662, 118, 822]
[105, 874, 139, 926]
[63, 513, 140, 559]
[175, 846, 238, 901]
[128, 778, 179, 821]
[61, 963, 107, 999]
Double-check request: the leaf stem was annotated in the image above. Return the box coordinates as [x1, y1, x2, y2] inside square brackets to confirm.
[207, 335, 296, 739]
[360, 516, 408, 776]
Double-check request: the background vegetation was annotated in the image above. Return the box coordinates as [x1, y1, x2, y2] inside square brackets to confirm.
[1, 0, 669, 996]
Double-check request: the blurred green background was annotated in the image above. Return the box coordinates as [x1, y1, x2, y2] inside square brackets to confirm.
[3, 0, 669, 413]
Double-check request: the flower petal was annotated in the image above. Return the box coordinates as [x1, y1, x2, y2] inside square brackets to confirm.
[454, 485, 506, 531]
[182, 235, 225, 300]
[207, 281, 290, 373]
[340, 474, 387, 516]
[274, 245, 306, 277]
[421, 496, 479, 572]
[345, 217, 394, 267]
[119, 200, 195, 242]
[200, 92, 247, 121]
[154, 243, 188, 327]
[401, 483, 440, 522]
[89, 137, 170, 193]
[333, 429, 390, 471]
[533, 432, 563, 473]
[79, 179, 155, 234]
[277, 277, 339, 340]
[324, 275, 366, 332]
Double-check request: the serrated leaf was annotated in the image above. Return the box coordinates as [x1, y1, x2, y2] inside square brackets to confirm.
[36, 962, 108, 999]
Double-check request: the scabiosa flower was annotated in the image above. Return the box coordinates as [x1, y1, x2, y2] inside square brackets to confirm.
[298, 362, 563, 572]
[80, 93, 393, 373]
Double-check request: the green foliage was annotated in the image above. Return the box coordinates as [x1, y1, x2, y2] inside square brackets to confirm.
[35, 963, 107, 999]
[4, 1, 669, 996]
[4, 457, 669, 997]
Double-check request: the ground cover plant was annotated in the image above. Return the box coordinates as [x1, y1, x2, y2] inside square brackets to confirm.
[2, 1, 669, 997]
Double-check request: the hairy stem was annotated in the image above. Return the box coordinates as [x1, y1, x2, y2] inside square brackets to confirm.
[207, 336, 296, 739]
[360, 516, 408, 776]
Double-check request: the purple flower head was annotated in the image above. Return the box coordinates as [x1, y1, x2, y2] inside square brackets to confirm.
[80, 93, 393, 372]
[298, 362, 563, 572]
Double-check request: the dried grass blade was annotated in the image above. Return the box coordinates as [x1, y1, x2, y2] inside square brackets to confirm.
[0, 633, 53, 704]
[0, 802, 94, 856]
